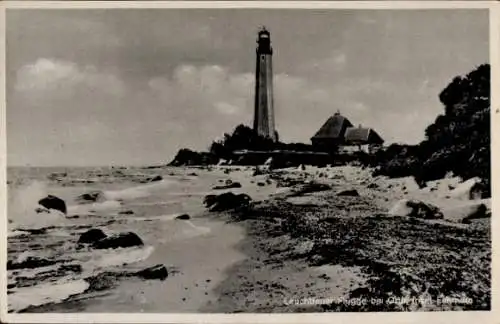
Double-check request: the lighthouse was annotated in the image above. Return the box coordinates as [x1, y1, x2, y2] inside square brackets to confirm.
[253, 27, 277, 141]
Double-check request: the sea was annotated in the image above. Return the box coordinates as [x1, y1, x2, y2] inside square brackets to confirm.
[6, 165, 243, 313]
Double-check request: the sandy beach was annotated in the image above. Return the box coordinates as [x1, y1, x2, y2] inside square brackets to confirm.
[6, 164, 490, 313]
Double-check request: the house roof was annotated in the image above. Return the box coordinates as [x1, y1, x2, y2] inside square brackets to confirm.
[311, 112, 353, 140]
[344, 126, 384, 144]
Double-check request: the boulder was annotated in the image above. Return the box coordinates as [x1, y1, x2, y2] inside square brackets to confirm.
[78, 228, 107, 244]
[92, 232, 144, 249]
[442, 200, 490, 223]
[264, 157, 273, 166]
[253, 166, 265, 176]
[38, 195, 67, 215]
[150, 175, 163, 182]
[388, 199, 443, 219]
[135, 264, 168, 280]
[203, 192, 252, 212]
[77, 190, 105, 204]
[449, 177, 488, 200]
[257, 182, 266, 187]
[337, 189, 360, 197]
[175, 214, 191, 220]
[212, 182, 242, 190]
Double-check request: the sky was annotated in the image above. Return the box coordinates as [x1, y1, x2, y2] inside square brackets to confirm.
[6, 9, 489, 166]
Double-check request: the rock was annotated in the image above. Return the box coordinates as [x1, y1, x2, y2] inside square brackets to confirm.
[449, 177, 488, 200]
[76, 190, 105, 204]
[85, 273, 118, 291]
[118, 210, 134, 215]
[388, 199, 443, 219]
[298, 164, 306, 171]
[92, 232, 144, 249]
[212, 182, 242, 190]
[367, 183, 379, 189]
[38, 195, 67, 214]
[78, 228, 107, 244]
[203, 192, 252, 212]
[337, 189, 360, 197]
[253, 167, 264, 176]
[150, 175, 163, 182]
[187, 172, 198, 176]
[175, 214, 191, 220]
[442, 200, 490, 223]
[7, 256, 57, 270]
[135, 264, 168, 280]
[257, 182, 266, 187]
[60, 264, 82, 273]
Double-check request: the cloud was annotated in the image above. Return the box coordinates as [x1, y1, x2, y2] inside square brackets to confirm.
[15, 58, 125, 98]
[148, 64, 254, 119]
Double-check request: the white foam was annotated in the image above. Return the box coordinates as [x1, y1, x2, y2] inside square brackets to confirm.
[67, 200, 122, 216]
[8, 230, 31, 238]
[8, 279, 89, 313]
[103, 179, 176, 201]
[8, 181, 66, 230]
[80, 245, 155, 274]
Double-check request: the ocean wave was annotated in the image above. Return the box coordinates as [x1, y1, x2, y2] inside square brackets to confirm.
[103, 179, 177, 201]
[78, 245, 156, 274]
[8, 278, 89, 313]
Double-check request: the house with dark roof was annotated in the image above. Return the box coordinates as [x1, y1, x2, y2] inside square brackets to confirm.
[310, 111, 353, 152]
[311, 111, 384, 153]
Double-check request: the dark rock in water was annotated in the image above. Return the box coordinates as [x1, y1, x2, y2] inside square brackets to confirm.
[92, 231, 144, 249]
[135, 264, 168, 280]
[7, 256, 57, 270]
[85, 272, 118, 291]
[337, 189, 360, 197]
[212, 182, 242, 190]
[77, 190, 104, 204]
[78, 228, 107, 244]
[175, 214, 191, 220]
[59, 264, 82, 273]
[38, 195, 67, 214]
[151, 175, 162, 181]
[203, 192, 252, 212]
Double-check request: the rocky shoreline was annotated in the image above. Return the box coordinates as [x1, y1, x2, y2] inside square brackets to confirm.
[202, 166, 490, 312]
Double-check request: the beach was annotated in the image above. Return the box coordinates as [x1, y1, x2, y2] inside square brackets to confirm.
[6, 164, 490, 312]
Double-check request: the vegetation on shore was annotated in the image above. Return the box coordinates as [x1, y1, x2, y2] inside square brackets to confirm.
[372, 64, 490, 193]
